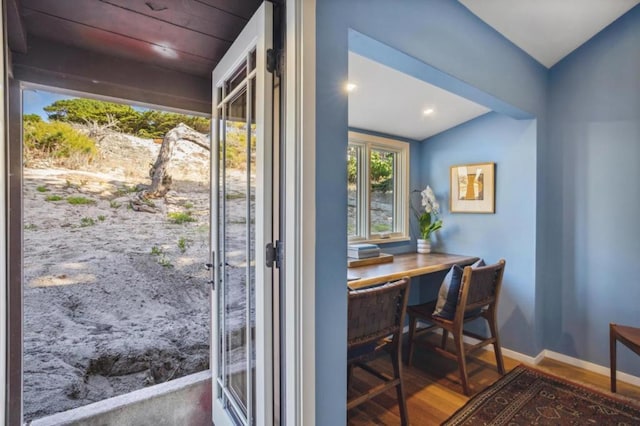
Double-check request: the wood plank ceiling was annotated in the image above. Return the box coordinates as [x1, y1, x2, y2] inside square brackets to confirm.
[12, 0, 263, 77]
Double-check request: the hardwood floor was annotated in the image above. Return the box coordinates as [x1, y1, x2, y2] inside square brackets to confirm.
[347, 342, 640, 425]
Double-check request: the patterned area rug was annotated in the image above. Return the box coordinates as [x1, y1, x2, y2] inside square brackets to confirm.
[443, 364, 640, 425]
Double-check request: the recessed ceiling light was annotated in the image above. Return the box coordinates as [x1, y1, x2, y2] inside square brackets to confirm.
[152, 43, 178, 59]
[423, 108, 435, 116]
[346, 82, 358, 92]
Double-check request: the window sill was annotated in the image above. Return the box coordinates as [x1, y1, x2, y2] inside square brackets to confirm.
[351, 236, 411, 245]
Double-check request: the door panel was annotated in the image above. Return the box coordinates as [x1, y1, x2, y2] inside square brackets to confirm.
[211, 2, 273, 425]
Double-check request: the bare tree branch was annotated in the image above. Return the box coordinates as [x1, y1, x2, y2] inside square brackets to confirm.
[142, 123, 210, 200]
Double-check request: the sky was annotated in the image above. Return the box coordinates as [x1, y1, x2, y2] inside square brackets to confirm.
[22, 89, 152, 121]
[22, 90, 74, 121]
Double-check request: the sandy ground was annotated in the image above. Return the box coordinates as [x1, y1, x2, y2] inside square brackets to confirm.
[22, 131, 228, 421]
[22, 127, 389, 421]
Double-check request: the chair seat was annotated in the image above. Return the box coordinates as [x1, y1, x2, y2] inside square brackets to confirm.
[407, 301, 482, 323]
[407, 301, 439, 320]
[347, 341, 384, 361]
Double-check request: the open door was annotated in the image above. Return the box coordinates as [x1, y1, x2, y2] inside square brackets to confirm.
[210, 2, 274, 425]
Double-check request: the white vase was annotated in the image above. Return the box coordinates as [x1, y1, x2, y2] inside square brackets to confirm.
[417, 238, 431, 254]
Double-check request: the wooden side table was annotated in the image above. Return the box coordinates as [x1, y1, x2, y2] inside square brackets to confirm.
[610, 323, 640, 392]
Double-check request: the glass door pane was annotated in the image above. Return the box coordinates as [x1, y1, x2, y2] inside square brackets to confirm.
[347, 145, 361, 238]
[222, 87, 251, 414]
[370, 149, 396, 234]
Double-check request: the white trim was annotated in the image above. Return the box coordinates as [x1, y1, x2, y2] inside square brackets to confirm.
[347, 131, 410, 242]
[211, 3, 274, 425]
[500, 345, 544, 365]
[213, 399, 237, 426]
[425, 328, 546, 366]
[1, 1, 7, 421]
[285, 0, 316, 425]
[347, 131, 409, 149]
[459, 334, 640, 388]
[543, 349, 640, 388]
[254, 4, 274, 422]
[210, 60, 220, 426]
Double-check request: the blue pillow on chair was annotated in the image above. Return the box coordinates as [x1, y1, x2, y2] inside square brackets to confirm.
[432, 259, 485, 320]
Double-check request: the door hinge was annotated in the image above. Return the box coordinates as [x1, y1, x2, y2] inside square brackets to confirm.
[266, 240, 283, 269]
[266, 48, 281, 76]
[205, 251, 215, 290]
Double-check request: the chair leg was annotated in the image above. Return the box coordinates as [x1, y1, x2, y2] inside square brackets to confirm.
[391, 347, 409, 426]
[453, 332, 470, 396]
[610, 324, 617, 393]
[441, 330, 449, 350]
[407, 314, 417, 366]
[488, 313, 505, 375]
[493, 342, 506, 376]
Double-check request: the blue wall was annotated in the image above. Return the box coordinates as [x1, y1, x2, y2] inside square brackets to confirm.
[420, 113, 537, 353]
[545, 5, 640, 375]
[315, 1, 547, 424]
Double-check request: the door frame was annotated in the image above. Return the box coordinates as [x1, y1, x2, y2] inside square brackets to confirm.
[1, 0, 8, 420]
[282, 0, 316, 424]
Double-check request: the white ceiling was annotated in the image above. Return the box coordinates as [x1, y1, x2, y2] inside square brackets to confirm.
[459, 0, 640, 68]
[348, 1, 638, 140]
[348, 52, 490, 141]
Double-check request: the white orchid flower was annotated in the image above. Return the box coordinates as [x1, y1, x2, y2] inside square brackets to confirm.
[426, 186, 435, 199]
[421, 186, 439, 213]
[413, 185, 443, 240]
[421, 189, 429, 207]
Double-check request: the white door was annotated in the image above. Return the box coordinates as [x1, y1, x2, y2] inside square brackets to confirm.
[210, 2, 274, 425]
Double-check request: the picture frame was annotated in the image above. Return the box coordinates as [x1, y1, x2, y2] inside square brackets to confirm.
[450, 162, 495, 213]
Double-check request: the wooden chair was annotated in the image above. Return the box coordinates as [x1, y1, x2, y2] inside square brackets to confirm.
[347, 277, 410, 426]
[406, 259, 506, 396]
[610, 323, 640, 392]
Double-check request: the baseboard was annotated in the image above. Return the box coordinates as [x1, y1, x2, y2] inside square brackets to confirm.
[500, 346, 544, 365]
[413, 327, 545, 365]
[543, 349, 640, 388]
[407, 326, 640, 388]
[465, 338, 640, 388]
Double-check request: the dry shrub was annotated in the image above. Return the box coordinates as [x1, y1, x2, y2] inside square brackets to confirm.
[24, 120, 97, 169]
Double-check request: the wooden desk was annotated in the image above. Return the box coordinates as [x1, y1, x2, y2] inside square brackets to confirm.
[347, 252, 478, 290]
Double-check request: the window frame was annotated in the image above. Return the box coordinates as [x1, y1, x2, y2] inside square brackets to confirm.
[348, 131, 410, 244]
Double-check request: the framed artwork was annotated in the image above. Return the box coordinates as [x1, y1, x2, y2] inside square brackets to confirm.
[450, 162, 495, 213]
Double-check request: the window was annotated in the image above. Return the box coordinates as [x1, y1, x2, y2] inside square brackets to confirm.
[347, 131, 409, 243]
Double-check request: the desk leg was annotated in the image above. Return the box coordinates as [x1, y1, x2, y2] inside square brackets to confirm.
[610, 323, 617, 393]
